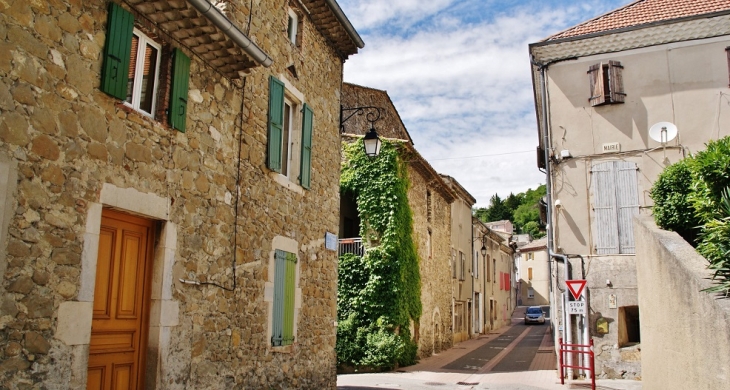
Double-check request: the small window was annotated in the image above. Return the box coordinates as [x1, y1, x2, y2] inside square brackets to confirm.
[287, 9, 300, 46]
[272, 250, 297, 346]
[126, 30, 161, 116]
[618, 306, 640, 347]
[528, 267, 533, 281]
[588, 61, 625, 106]
[528, 253, 534, 261]
[527, 287, 535, 299]
[427, 228, 432, 258]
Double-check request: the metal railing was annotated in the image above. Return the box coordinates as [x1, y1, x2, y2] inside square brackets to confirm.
[338, 238, 364, 257]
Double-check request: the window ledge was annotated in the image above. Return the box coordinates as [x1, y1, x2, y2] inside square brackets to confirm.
[271, 172, 305, 195]
[271, 344, 296, 354]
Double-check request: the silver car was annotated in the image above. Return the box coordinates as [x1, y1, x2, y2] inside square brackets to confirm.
[524, 306, 546, 325]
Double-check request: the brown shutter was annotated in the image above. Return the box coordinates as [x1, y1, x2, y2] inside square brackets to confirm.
[608, 60, 625, 103]
[588, 63, 606, 106]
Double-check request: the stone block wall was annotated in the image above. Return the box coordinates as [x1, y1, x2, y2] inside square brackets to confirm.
[408, 164, 453, 358]
[0, 0, 346, 388]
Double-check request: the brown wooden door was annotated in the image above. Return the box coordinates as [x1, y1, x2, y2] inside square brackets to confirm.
[88, 209, 155, 390]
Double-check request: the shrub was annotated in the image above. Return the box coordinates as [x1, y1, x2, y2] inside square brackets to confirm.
[697, 188, 730, 296]
[650, 158, 700, 245]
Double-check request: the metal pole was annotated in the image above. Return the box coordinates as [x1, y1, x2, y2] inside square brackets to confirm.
[590, 338, 596, 390]
[559, 337, 564, 385]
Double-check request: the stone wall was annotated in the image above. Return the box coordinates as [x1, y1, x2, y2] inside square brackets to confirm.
[634, 215, 730, 389]
[408, 164, 453, 358]
[0, 0, 346, 388]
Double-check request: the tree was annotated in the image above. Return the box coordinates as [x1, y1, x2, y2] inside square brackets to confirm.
[474, 185, 546, 237]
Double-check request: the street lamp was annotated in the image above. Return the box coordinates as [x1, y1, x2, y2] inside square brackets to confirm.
[341, 105, 384, 158]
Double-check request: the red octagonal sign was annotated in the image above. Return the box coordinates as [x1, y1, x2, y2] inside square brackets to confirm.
[566, 280, 587, 300]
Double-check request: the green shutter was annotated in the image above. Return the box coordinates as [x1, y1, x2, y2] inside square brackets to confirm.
[283, 252, 297, 345]
[299, 104, 313, 189]
[268, 76, 285, 172]
[169, 48, 190, 132]
[101, 2, 134, 100]
[272, 249, 287, 346]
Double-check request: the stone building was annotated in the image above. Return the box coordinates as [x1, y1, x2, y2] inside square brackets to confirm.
[440, 175, 476, 343]
[339, 83, 456, 359]
[0, 0, 362, 388]
[473, 218, 514, 332]
[530, 0, 730, 379]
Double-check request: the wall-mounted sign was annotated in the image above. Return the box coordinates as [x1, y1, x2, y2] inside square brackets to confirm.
[609, 294, 617, 309]
[602, 142, 621, 153]
[325, 232, 338, 251]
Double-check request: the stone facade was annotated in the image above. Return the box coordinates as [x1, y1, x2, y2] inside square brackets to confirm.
[0, 0, 361, 388]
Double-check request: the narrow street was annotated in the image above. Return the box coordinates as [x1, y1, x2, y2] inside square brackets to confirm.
[337, 307, 642, 390]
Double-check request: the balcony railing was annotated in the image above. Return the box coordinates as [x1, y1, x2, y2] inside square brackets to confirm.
[339, 237, 364, 257]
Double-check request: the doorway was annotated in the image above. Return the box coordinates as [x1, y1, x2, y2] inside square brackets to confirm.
[87, 209, 155, 390]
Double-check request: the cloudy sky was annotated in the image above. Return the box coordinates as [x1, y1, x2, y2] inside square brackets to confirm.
[338, 0, 630, 207]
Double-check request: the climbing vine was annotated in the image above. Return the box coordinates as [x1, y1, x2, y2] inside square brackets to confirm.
[336, 139, 421, 370]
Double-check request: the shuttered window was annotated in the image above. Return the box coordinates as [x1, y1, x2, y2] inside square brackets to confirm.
[272, 249, 297, 346]
[591, 161, 639, 254]
[101, 3, 134, 100]
[299, 104, 313, 188]
[268, 76, 285, 172]
[588, 61, 625, 106]
[169, 48, 190, 132]
[528, 267, 533, 281]
[459, 251, 465, 281]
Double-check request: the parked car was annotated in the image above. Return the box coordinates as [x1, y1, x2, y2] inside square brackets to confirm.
[524, 306, 546, 325]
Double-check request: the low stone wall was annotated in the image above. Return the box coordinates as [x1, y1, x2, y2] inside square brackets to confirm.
[634, 215, 730, 390]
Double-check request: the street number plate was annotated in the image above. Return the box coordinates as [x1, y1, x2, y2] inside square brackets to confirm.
[567, 301, 586, 315]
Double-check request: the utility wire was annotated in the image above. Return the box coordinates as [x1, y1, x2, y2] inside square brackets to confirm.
[430, 150, 533, 161]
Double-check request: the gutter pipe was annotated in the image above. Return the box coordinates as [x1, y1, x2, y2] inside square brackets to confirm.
[323, 0, 365, 49]
[186, 0, 274, 67]
[536, 60, 573, 377]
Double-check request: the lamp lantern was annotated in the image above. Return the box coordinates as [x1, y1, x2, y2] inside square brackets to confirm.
[363, 123, 382, 158]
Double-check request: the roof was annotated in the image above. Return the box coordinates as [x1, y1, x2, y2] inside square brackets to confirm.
[440, 175, 477, 206]
[341, 83, 414, 144]
[546, 0, 730, 41]
[520, 237, 547, 252]
[301, 0, 364, 58]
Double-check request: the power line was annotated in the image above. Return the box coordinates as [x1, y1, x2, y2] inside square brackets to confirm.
[430, 150, 533, 161]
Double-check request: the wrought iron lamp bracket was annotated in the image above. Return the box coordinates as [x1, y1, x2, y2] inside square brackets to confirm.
[340, 105, 383, 133]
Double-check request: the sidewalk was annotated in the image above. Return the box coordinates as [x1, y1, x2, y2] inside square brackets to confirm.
[338, 307, 642, 390]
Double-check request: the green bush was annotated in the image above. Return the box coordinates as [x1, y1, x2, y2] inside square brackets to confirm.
[650, 159, 700, 245]
[651, 135, 730, 295]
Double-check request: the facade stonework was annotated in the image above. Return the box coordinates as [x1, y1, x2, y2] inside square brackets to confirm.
[0, 0, 361, 388]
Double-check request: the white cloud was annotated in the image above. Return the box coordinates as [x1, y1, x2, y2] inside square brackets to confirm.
[339, 0, 630, 206]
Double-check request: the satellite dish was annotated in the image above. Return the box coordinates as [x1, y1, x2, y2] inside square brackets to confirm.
[649, 122, 678, 144]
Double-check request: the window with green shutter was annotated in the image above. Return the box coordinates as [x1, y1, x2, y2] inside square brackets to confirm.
[100, 3, 190, 131]
[299, 104, 313, 188]
[268, 77, 285, 172]
[272, 249, 297, 346]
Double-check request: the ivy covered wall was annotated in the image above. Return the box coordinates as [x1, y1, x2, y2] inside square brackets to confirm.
[336, 139, 421, 370]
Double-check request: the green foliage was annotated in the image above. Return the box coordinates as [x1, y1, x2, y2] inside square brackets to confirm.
[651, 136, 730, 295]
[650, 159, 700, 245]
[337, 139, 420, 370]
[474, 184, 546, 237]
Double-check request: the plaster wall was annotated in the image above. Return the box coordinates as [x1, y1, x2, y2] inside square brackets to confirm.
[634, 215, 730, 390]
[518, 249, 549, 306]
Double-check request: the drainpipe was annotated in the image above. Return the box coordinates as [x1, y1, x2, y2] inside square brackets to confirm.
[535, 60, 573, 377]
[186, 0, 273, 67]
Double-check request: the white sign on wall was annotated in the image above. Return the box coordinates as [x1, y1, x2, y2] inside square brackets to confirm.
[567, 301, 586, 315]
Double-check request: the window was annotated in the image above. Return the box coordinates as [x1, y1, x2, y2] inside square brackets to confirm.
[618, 306, 640, 347]
[126, 30, 161, 116]
[427, 228, 432, 258]
[528, 253, 533, 261]
[272, 249, 297, 346]
[486, 255, 490, 282]
[267, 76, 313, 188]
[527, 288, 535, 299]
[459, 251, 465, 281]
[591, 161, 639, 254]
[493, 258, 496, 283]
[588, 61, 625, 106]
[528, 267, 533, 281]
[426, 190, 432, 223]
[100, 3, 190, 131]
[287, 8, 300, 46]
[451, 249, 456, 279]
[473, 251, 478, 279]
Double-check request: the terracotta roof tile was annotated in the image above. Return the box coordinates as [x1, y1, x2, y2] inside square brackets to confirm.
[548, 0, 730, 41]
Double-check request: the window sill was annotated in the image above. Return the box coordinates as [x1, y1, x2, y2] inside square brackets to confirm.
[271, 344, 296, 354]
[271, 172, 305, 195]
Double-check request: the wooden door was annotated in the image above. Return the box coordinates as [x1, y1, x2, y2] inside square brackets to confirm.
[88, 209, 155, 390]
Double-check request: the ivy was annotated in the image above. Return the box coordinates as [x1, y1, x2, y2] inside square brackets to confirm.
[337, 139, 421, 370]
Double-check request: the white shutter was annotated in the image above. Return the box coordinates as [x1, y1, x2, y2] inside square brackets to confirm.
[615, 161, 639, 253]
[592, 162, 619, 254]
[591, 161, 639, 254]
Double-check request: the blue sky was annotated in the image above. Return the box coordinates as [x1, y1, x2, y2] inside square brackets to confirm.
[338, 0, 631, 207]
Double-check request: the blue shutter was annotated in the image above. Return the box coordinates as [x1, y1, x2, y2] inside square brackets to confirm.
[300, 104, 313, 189]
[272, 249, 286, 346]
[615, 161, 639, 253]
[169, 48, 190, 132]
[268, 77, 285, 172]
[592, 161, 619, 254]
[100, 3, 133, 100]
